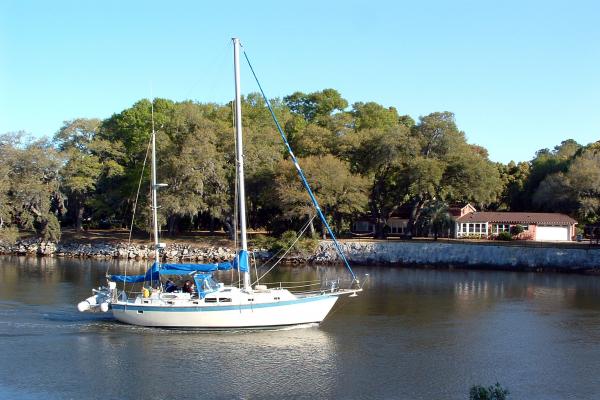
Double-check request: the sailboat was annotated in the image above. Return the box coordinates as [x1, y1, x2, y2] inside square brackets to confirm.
[76, 38, 362, 329]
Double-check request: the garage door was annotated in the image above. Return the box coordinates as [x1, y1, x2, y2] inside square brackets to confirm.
[536, 225, 570, 241]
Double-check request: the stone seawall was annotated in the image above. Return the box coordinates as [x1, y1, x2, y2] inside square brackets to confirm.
[1, 238, 599, 273]
[314, 241, 600, 272]
[0, 239, 238, 262]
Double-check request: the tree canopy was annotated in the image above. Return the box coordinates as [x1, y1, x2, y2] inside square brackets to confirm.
[0, 90, 595, 242]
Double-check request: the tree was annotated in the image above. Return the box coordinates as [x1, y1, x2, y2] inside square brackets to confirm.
[0, 133, 63, 240]
[398, 114, 416, 129]
[401, 112, 501, 235]
[55, 119, 125, 230]
[522, 139, 582, 210]
[340, 125, 415, 237]
[351, 101, 400, 131]
[275, 155, 369, 236]
[283, 89, 348, 126]
[0, 151, 12, 239]
[469, 383, 510, 400]
[157, 104, 229, 235]
[533, 141, 600, 223]
[288, 123, 336, 157]
[417, 200, 454, 239]
[495, 161, 530, 210]
[441, 144, 503, 207]
[565, 143, 600, 222]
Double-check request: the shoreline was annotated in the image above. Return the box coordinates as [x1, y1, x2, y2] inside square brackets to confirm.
[1, 238, 599, 274]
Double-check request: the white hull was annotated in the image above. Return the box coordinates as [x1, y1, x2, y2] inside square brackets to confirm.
[111, 294, 339, 328]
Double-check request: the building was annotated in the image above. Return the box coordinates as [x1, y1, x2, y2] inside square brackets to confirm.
[449, 204, 477, 219]
[455, 211, 577, 241]
[351, 206, 412, 237]
[351, 216, 410, 236]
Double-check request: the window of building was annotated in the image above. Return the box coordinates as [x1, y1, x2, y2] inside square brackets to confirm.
[390, 226, 404, 234]
[493, 224, 510, 233]
[354, 221, 370, 231]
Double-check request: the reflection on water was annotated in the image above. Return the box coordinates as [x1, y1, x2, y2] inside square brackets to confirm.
[1, 256, 600, 399]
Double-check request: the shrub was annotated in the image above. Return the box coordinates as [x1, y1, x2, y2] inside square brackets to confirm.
[40, 214, 61, 242]
[510, 225, 524, 236]
[462, 234, 486, 240]
[497, 231, 512, 241]
[251, 230, 318, 257]
[0, 226, 20, 244]
[251, 234, 277, 250]
[469, 383, 509, 400]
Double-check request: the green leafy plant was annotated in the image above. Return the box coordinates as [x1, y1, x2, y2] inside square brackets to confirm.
[510, 225, 524, 237]
[252, 230, 318, 257]
[469, 383, 509, 400]
[497, 231, 512, 241]
[0, 226, 19, 244]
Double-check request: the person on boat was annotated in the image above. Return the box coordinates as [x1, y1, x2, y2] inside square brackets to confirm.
[182, 280, 195, 294]
[165, 279, 178, 293]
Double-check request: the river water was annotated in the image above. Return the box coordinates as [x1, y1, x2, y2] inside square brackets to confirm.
[1, 256, 600, 399]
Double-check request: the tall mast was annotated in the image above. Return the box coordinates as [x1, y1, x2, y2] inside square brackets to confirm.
[233, 38, 250, 290]
[151, 101, 160, 265]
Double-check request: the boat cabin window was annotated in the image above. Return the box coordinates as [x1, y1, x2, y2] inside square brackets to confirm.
[205, 298, 217, 303]
[218, 298, 232, 303]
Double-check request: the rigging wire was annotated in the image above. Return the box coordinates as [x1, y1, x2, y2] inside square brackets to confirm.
[182, 40, 231, 102]
[109, 135, 152, 295]
[254, 213, 315, 269]
[242, 46, 357, 283]
[253, 214, 316, 285]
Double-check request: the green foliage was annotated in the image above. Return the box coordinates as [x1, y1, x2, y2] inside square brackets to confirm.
[55, 118, 126, 230]
[40, 213, 61, 242]
[520, 139, 582, 210]
[510, 225, 524, 236]
[0, 226, 19, 244]
[497, 231, 512, 241]
[380, 111, 504, 235]
[469, 383, 509, 400]
[156, 106, 229, 234]
[288, 123, 336, 157]
[351, 102, 399, 131]
[495, 161, 530, 210]
[275, 155, 369, 235]
[532, 141, 600, 223]
[417, 201, 454, 239]
[252, 230, 319, 257]
[284, 89, 348, 126]
[3, 88, 595, 241]
[0, 133, 63, 240]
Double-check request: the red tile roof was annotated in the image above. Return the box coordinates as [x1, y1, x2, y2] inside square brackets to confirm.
[456, 212, 577, 225]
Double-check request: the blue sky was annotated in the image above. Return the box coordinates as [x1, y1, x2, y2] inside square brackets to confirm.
[1, 0, 598, 163]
